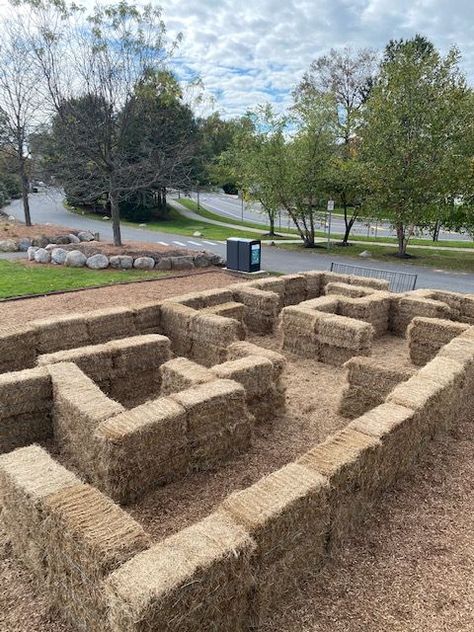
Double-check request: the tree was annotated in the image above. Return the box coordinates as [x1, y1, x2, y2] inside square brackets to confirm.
[29, 1, 192, 245]
[295, 47, 377, 244]
[0, 13, 43, 225]
[361, 36, 473, 256]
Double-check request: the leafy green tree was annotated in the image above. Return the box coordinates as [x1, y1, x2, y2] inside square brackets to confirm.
[361, 36, 473, 256]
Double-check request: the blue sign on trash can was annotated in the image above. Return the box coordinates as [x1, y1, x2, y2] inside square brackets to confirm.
[226, 238, 261, 273]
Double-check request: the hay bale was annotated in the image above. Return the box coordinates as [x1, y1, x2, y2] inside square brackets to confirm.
[297, 427, 381, 547]
[325, 282, 374, 298]
[220, 462, 328, 624]
[169, 291, 208, 309]
[189, 313, 243, 367]
[318, 314, 373, 351]
[95, 397, 188, 503]
[298, 295, 339, 313]
[200, 301, 245, 323]
[406, 317, 469, 366]
[321, 271, 351, 288]
[348, 274, 389, 290]
[0, 323, 37, 372]
[132, 302, 162, 334]
[227, 341, 286, 383]
[280, 274, 307, 306]
[160, 302, 196, 357]
[38, 343, 113, 385]
[390, 296, 451, 335]
[107, 334, 171, 376]
[105, 511, 255, 632]
[298, 270, 323, 299]
[197, 288, 234, 307]
[85, 307, 137, 344]
[212, 356, 273, 399]
[160, 357, 215, 395]
[438, 336, 474, 424]
[43, 483, 150, 631]
[280, 305, 326, 358]
[250, 277, 285, 299]
[338, 294, 391, 337]
[0, 445, 78, 576]
[460, 295, 474, 323]
[33, 314, 90, 354]
[231, 286, 280, 334]
[170, 379, 252, 469]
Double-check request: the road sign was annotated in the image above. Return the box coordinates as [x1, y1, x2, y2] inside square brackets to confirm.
[327, 199, 335, 211]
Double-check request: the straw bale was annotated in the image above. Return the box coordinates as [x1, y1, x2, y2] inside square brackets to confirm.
[319, 343, 368, 366]
[250, 276, 285, 298]
[318, 314, 373, 350]
[460, 294, 474, 320]
[438, 336, 474, 424]
[212, 355, 273, 399]
[106, 372, 161, 408]
[297, 427, 381, 547]
[105, 511, 255, 632]
[459, 326, 474, 341]
[280, 274, 307, 306]
[280, 305, 328, 358]
[189, 313, 243, 366]
[338, 294, 391, 337]
[95, 397, 188, 503]
[108, 334, 171, 375]
[227, 341, 286, 382]
[349, 402, 422, 487]
[0, 445, 78, 576]
[200, 301, 245, 323]
[85, 307, 137, 344]
[38, 343, 113, 383]
[33, 314, 90, 354]
[170, 379, 252, 468]
[325, 282, 373, 298]
[160, 302, 196, 357]
[390, 296, 451, 335]
[169, 291, 208, 309]
[248, 388, 286, 420]
[298, 270, 323, 299]
[321, 271, 351, 288]
[298, 295, 339, 313]
[197, 288, 234, 307]
[0, 323, 36, 371]
[348, 274, 390, 290]
[406, 316, 469, 366]
[132, 302, 162, 334]
[160, 357, 215, 395]
[231, 286, 280, 334]
[220, 462, 328, 622]
[43, 483, 150, 631]
[49, 362, 124, 469]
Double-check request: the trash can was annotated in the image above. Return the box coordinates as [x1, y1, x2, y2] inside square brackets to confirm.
[226, 238, 261, 273]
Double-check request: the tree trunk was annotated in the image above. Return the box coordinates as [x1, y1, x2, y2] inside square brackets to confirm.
[19, 160, 31, 226]
[432, 220, 440, 242]
[268, 213, 276, 236]
[109, 188, 122, 246]
[396, 223, 407, 256]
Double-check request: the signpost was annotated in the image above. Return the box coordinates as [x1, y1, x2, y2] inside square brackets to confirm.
[327, 199, 335, 249]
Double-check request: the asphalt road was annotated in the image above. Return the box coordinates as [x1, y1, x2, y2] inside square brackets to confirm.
[6, 190, 474, 293]
[190, 191, 471, 242]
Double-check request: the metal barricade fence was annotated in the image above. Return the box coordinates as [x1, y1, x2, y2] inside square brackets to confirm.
[330, 262, 417, 293]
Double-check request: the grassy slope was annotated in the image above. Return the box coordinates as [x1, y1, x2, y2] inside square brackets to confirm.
[0, 260, 167, 299]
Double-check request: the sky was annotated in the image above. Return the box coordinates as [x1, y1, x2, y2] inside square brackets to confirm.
[1, 0, 473, 118]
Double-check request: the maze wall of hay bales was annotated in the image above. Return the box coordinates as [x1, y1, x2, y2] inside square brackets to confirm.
[1, 272, 474, 631]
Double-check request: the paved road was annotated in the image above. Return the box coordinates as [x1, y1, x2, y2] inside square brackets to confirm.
[189, 191, 472, 242]
[6, 190, 474, 293]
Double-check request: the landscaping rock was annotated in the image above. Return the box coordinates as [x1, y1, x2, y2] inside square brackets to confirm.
[102, 216, 110, 221]
[86, 254, 109, 269]
[170, 256, 194, 270]
[208, 254, 226, 267]
[0, 239, 18, 252]
[45, 244, 57, 251]
[32, 235, 50, 248]
[27, 246, 39, 261]
[359, 250, 372, 258]
[17, 238, 32, 252]
[7, 215, 15, 221]
[34, 248, 51, 264]
[193, 253, 211, 268]
[51, 248, 68, 265]
[78, 231, 95, 242]
[68, 233, 80, 244]
[138, 223, 147, 228]
[156, 257, 172, 271]
[110, 255, 134, 269]
[53, 234, 71, 245]
[133, 256, 155, 270]
[193, 231, 203, 237]
[65, 250, 87, 267]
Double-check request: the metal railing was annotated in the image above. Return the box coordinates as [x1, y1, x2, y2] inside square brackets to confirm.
[330, 262, 417, 293]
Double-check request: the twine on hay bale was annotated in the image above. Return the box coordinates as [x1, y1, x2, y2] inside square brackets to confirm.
[85, 307, 137, 344]
[170, 379, 252, 470]
[227, 341, 286, 383]
[160, 357, 215, 395]
[0, 367, 53, 452]
[297, 427, 380, 548]
[105, 511, 255, 632]
[220, 461, 328, 625]
[0, 323, 37, 372]
[407, 316, 469, 366]
[95, 397, 188, 503]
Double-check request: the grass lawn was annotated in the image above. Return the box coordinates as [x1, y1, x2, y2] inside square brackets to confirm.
[0, 260, 167, 299]
[277, 242, 474, 273]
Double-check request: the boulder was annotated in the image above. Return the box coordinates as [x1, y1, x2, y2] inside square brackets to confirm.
[209, 254, 226, 267]
[170, 256, 194, 271]
[133, 256, 155, 270]
[53, 234, 71, 245]
[110, 255, 134, 270]
[156, 257, 172, 271]
[78, 231, 95, 242]
[102, 216, 110, 221]
[68, 233, 80, 244]
[86, 254, 109, 269]
[34, 248, 51, 264]
[359, 250, 372, 258]
[193, 253, 211, 268]
[32, 235, 50, 248]
[27, 246, 39, 261]
[65, 250, 87, 267]
[193, 231, 203, 237]
[51, 248, 68, 265]
[17, 238, 32, 252]
[0, 239, 18, 252]
[45, 244, 57, 251]
[138, 223, 147, 228]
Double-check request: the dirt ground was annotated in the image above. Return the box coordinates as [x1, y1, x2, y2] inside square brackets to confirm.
[0, 270, 239, 326]
[0, 216, 80, 240]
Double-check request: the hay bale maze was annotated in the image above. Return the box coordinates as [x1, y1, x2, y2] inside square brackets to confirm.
[1, 271, 474, 631]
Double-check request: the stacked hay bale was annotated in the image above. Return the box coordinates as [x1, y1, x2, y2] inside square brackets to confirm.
[338, 293, 391, 337]
[339, 357, 415, 418]
[211, 354, 285, 420]
[298, 295, 339, 313]
[161, 302, 196, 357]
[189, 313, 244, 366]
[160, 357, 215, 395]
[200, 301, 245, 324]
[220, 462, 328, 626]
[105, 511, 255, 632]
[231, 285, 280, 334]
[318, 315, 373, 365]
[227, 341, 286, 388]
[299, 270, 324, 299]
[0, 324, 36, 372]
[33, 314, 90, 354]
[390, 295, 451, 335]
[321, 271, 389, 292]
[132, 302, 162, 335]
[438, 328, 474, 424]
[280, 274, 307, 306]
[174, 288, 234, 309]
[407, 317, 469, 366]
[248, 277, 285, 306]
[325, 282, 375, 298]
[0, 445, 150, 632]
[460, 294, 474, 325]
[85, 307, 137, 344]
[0, 367, 53, 452]
[280, 305, 324, 357]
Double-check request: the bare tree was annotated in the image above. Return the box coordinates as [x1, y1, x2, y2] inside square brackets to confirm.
[29, 1, 192, 246]
[0, 13, 43, 225]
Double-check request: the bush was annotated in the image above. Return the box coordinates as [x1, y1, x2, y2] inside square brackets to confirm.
[0, 174, 21, 199]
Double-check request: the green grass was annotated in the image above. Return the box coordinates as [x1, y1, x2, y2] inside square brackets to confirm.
[276, 242, 474, 273]
[0, 260, 167, 299]
[177, 198, 280, 233]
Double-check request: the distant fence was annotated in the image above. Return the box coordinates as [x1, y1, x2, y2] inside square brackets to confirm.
[330, 262, 417, 293]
